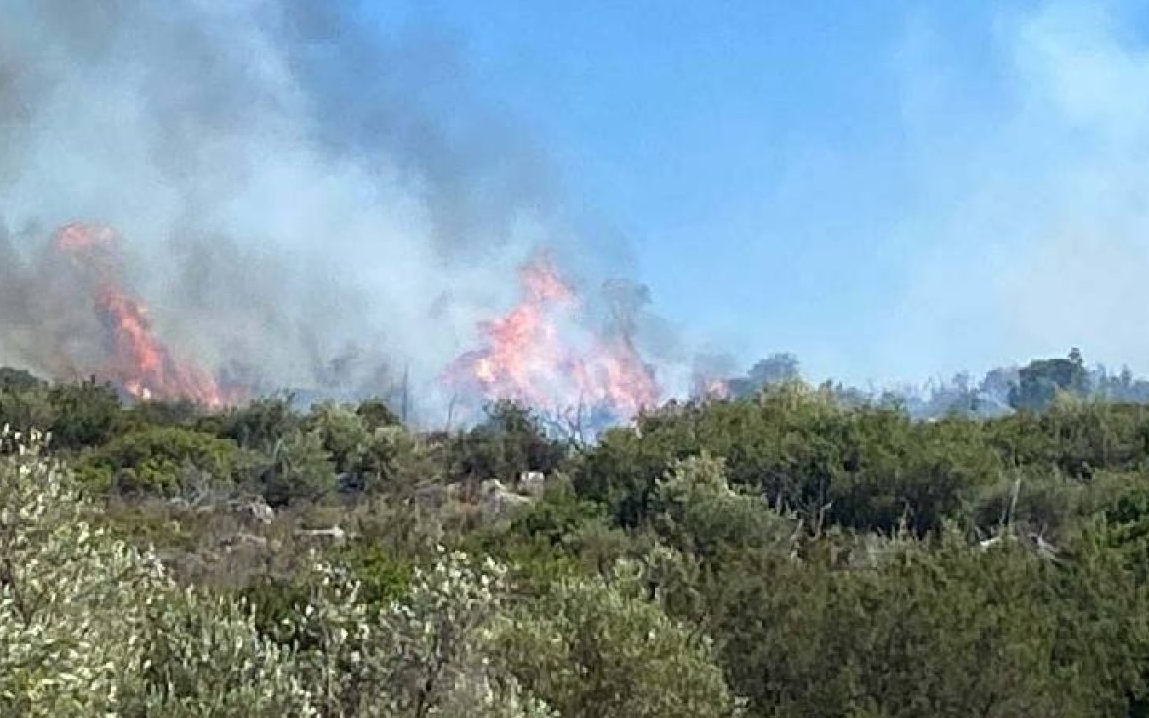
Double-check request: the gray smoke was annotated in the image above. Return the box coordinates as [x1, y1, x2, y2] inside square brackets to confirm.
[0, 0, 651, 421]
[0, 222, 109, 381]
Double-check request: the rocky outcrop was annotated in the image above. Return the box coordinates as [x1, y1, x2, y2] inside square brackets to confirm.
[480, 478, 533, 517]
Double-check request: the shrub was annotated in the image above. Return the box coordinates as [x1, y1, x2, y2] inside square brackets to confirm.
[0, 428, 314, 717]
[495, 556, 742, 718]
[75, 426, 243, 496]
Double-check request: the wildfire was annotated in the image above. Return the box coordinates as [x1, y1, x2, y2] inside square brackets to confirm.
[54, 222, 117, 256]
[52, 222, 240, 408]
[443, 255, 662, 421]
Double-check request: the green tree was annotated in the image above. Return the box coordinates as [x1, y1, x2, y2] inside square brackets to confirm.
[303, 402, 371, 475]
[711, 527, 1148, 717]
[357, 398, 401, 431]
[1009, 348, 1091, 412]
[0, 382, 55, 440]
[495, 557, 741, 718]
[213, 394, 301, 452]
[449, 400, 567, 493]
[0, 367, 44, 392]
[651, 453, 796, 561]
[46, 378, 124, 450]
[75, 425, 243, 495]
[255, 429, 338, 506]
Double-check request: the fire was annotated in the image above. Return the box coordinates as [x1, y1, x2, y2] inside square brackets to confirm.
[55, 222, 117, 255]
[52, 222, 240, 408]
[444, 255, 662, 421]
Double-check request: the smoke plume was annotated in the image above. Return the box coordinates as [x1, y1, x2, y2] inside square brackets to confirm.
[881, 1, 1149, 381]
[0, 0, 684, 423]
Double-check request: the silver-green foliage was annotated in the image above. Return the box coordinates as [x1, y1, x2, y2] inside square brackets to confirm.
[0, 427, 737, 718]
[494, 555, 742, 718]
[0, 428, 314, 717]
[0, 428, 553, 718]
[288, 547, 555, 718]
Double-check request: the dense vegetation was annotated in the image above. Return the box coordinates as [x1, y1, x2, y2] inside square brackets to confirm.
[5, 354, 1149, 716]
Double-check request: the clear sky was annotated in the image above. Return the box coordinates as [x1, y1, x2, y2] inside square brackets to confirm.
[360, 0, 1149, 386]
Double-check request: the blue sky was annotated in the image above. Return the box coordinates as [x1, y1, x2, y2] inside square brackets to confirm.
[358, 1, 1149, 386]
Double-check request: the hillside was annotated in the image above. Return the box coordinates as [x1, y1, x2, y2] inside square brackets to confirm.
[4, 367, 1149, 716]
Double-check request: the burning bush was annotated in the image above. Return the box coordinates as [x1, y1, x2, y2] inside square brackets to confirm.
[443, 256, 661, 427]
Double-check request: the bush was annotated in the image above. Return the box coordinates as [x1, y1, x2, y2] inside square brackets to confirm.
[46, 379, 124, 450]
[0, 428, 313, 717]
[494, 556, 741, 718]
[75, 426, 243, 495]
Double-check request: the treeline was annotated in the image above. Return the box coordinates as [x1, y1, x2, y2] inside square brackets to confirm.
[728, 347, 1149, 419]
[5, 363, 1149, 715]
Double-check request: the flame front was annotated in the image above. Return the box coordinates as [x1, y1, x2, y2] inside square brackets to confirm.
[53, 223, 240, 408]
[444, 256, 661, 421]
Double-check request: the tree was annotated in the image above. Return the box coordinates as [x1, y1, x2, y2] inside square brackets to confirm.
[711, 527, 1148, 717]
[0, 383, 55, 440]
[495, 557, 741, 718]
[1010, 349, 1091, 412]
[449, 401, 567, 493]
[256, 430, 337, 506]
[357, 398, 401, 431]
[46, 378, 124, 450]
[303, 402, 371, 475]
[727, 353, 801, 398]
[651, 453, 796, 561]
[214, 394, 301, 452]
[75, 425, 243, 495]
[0, 367, 44, 393]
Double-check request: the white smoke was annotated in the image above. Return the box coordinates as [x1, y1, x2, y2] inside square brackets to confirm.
[884, 0, 1149, 381]
[0, 0, 614, 422]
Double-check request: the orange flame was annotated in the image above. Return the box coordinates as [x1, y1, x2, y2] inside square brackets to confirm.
[52, 223, 240, 408]
[444, 255, 661, 421]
